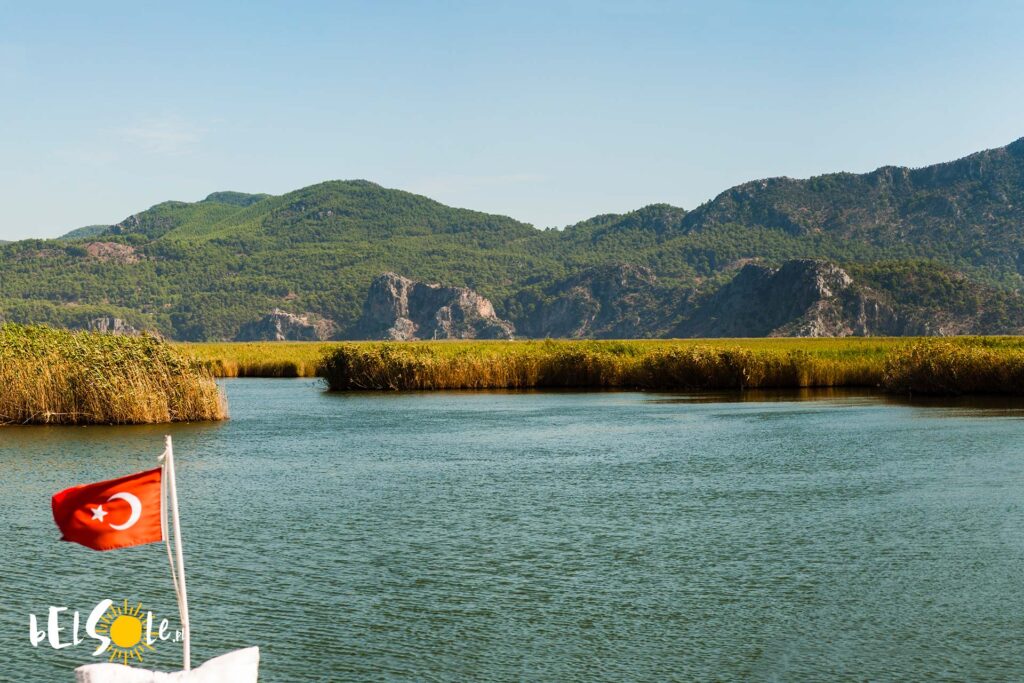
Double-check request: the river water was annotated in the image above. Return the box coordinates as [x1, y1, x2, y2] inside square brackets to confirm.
[1, 380, 1023, 681]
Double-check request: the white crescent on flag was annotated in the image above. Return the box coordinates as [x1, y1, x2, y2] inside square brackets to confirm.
[106, 492, 142, 531]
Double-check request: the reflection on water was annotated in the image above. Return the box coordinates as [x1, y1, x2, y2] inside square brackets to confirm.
[652, 387, 1024, 417]
[1, 379, 1023, 681]
[646, 386, 874, 404]
[879, 391, 1024, 416]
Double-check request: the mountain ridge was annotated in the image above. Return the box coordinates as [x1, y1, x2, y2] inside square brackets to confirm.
[3, 136, 1024, 340]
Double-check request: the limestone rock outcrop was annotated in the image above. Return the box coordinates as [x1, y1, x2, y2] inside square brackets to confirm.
[82, 241, 140, 264]
[87, 317, 143, 336]
[352, 273, 514, 340]
[514, 264, 666, 338]
[674, 259, 922, 337]
[236, 309, 337, 341]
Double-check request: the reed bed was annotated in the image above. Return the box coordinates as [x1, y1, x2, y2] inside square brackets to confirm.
[182, 336, 1024, 395]
[319, 340, 887, 391]
[882, 339, 1024, 394]
[0, 324, 227, 425]
[178, 341, 335, 378]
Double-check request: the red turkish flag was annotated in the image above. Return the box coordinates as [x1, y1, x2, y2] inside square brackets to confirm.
[52, 467, 164, 551]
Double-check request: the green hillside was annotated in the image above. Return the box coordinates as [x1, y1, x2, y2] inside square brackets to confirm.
[2, 138, 1024, 340]
[56, 225, 111, 241]
[680, 138, 1024, 283]
[1, 182, 562, 339]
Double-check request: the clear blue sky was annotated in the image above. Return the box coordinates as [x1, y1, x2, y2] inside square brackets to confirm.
[1, 0, 1022, 240]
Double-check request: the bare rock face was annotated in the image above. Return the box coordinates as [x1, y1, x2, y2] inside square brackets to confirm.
[515, 264, 665, 338]
[83, 242, 139, 264]
[353, 273, 514, 340]
[675, 259, 923, 337]
[236, 309, 337, 341]
[87, 317, 142, 336]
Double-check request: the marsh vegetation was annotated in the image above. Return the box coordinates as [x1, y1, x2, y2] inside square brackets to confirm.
[0, 324, 226, 425]
[183, 337, 1024, 395]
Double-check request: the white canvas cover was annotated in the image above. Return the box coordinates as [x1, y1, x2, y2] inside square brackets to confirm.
[74, 647, 259, 682]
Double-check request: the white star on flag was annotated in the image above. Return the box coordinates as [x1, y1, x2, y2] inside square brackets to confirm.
[90, 505, 108, 522]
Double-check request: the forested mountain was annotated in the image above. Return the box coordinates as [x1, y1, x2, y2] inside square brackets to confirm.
[2, 138, 1023, 339]
[55, 225, 110, 241]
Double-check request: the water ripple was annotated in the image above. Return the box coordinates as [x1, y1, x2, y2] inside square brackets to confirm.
[1, 382, 1023, 681]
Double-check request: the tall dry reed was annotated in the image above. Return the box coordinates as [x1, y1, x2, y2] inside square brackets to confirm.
[882, 340, 1024, 394]
[178, 341, 330, 378]
[319, 341, 885, 391]
[182, 337, 1024, 395]
[0, 324, 227, 425]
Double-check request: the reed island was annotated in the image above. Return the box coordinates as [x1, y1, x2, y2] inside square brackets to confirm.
[184, 337, 1024, 395]
[0, 324, 226, 426]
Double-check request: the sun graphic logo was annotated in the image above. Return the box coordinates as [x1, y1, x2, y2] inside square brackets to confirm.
[94, 599, 156, 664]
[29, 597, 180, 657]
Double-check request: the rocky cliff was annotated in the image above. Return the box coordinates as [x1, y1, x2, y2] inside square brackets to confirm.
[514, 264, 668, 338]
[351, 261, 1020, 341]
[236, 309, 337, 341]
[86, 317, 143, 336]
[675, 260, 921, 337]
[352, 273, 515, 340]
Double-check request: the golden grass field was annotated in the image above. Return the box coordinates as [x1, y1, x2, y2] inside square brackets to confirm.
[1, 325, 226, 426]
[180, 337, 1024, 395]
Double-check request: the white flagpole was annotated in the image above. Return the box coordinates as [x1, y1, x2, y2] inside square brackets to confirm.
[163, 435, 192, 672]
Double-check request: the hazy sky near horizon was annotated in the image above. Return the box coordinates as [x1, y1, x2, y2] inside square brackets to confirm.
[1, 0, 1022, 240]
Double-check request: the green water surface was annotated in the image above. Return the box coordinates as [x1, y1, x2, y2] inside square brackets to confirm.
[1, 381, 1023, 681]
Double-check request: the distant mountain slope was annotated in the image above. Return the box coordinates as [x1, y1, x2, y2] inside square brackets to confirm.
[201, 191, 271, 207]
[681, 138, 1024, 278]
[2, 137, 1024, 339]
[57, 225, 111, 241]
[106, 191, 274, 241]
[0, 181, 557, 339]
